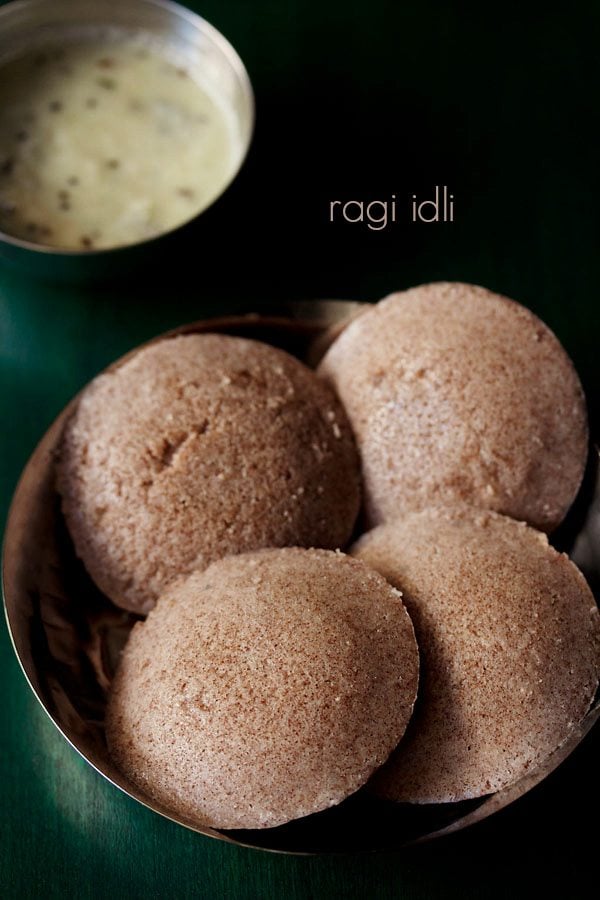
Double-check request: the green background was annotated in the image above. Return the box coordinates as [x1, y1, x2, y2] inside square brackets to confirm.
[1, 1, 599, 897]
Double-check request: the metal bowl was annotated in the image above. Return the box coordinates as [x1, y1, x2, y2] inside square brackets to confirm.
[0, 0, 254, 280]
[2, 300, 599, 854]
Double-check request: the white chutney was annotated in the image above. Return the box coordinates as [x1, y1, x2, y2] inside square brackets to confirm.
[0, 32, 240, 250]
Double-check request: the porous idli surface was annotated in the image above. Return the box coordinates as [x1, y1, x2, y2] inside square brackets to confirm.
[319, 282, 588, 531]
[352, 506, 600, 803]
[105, 548, 419, 830]
[57, 333, 361, 613]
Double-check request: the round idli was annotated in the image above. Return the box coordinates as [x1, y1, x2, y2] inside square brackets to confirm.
[352, 506, 600, 803]
[57, 333, 361, 613]
[319, 282, 588, 531]
[105, 547, 419, 830]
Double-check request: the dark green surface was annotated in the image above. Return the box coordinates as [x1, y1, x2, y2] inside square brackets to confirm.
[1, 1, 599, 897]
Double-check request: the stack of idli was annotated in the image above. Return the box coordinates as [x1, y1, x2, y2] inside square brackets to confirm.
[57, 284, 600, 831]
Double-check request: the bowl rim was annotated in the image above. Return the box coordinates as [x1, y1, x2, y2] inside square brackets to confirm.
[0, 0, 255, 257]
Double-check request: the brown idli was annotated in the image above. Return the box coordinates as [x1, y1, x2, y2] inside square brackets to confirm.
[105, 547, 419, 830]
[57, 333, 361, 613]
[318, 282, 588, 531]
[352, 506, 600, 803]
